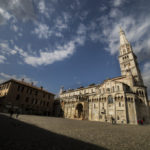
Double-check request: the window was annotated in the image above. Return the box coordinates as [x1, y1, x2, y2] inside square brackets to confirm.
[43, 101, 45, 106]
[103, 88, 105, 93]
[30, 89, 32, 94]
[40, 100, 42, 105]
[16, 94, 20, 100]
[26, 88, 29, 93]
[31, 98, 34, 104]
[112, 86, 114, 92]
[43, 93, 46, 98]
[108, 95, 113, 104]
[117, 86, 120, 91]
[6, 84, 9, 89]
[35, 99, 38, 105]
[48, 95, 50, 99]
[35, 91, 38, 96]
[25, 97, 29, 103]
[117, 116, 120, 120]
[123, 49, 126, 54]
[21, 87, 24, 92]
[17, 85, 20, 91]
[119, 102, 121, 107]
[107, 88, 110, 92]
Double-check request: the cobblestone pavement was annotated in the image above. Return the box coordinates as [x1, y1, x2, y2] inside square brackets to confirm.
[0, 113, 150, 150]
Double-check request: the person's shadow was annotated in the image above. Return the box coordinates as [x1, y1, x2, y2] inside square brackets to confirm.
[0, 114, 107, 150]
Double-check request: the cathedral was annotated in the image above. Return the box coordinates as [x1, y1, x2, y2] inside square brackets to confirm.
[59, 28, 150, 124]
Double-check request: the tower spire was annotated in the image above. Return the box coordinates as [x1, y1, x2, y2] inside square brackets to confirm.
[119, 27, 129, 46]
[118, 27, 144, 86]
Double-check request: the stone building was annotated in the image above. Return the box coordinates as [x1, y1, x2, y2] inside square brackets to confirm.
[59, 28, 150, 124]
[0, 79, 55, 115]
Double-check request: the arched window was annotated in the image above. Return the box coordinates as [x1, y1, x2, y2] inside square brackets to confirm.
[107, 88, 110, 92]
[112, 86, 114, 92]
[119, 102, 121, 107]
[123, 49, 126, 54]
[108, 95, 113, 104]
[117, 86, 120, 91]
[117, 116, 120, 120]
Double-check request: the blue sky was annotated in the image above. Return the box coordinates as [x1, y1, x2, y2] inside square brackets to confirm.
[0, 0, 150, 97]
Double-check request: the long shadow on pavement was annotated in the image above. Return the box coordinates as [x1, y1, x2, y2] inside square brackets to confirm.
[0, 114, 108, 150]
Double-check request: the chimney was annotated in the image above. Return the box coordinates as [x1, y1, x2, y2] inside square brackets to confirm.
[31, 82, 33, 86]
[40, 86, 43, 90]
[22, 78, 24, 82]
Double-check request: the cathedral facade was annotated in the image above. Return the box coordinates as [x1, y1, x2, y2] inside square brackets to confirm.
[59, 29, 150, 124]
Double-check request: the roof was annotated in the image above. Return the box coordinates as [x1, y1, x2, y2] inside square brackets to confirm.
[61, 76, 127, 94]
[0, 79, 55, 96]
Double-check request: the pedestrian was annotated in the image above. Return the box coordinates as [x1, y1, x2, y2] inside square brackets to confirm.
[10, 108, 14, 118]
[111, 116, 114, 124]
[141, 119, 143, 125]
[16, 109, 20, 118]
[143, 117, 145, 122]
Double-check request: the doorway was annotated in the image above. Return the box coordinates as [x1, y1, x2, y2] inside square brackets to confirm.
[76, 103, 83, 118]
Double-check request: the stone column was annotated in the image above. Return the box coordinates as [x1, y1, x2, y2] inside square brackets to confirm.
[133, 97, 138, 124]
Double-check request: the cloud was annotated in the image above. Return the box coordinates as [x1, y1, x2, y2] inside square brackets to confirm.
[32, 23, 52, 39]
[24, 41, 76, 67]
[32, 12, 70, 39]
[38, 0, 51, 18]
[23, 35, 85, 66]
[112, 0, 125, 7]
[11, 24, 18, 32]
[98, 2, 150, 59]
[77, 23, 87, 35]
[55, 18, 68, 31]
[0, 55, 6, 63]
[99, 5, 107, 12]
[0, 41, 17, 55]
[142, 62, 150, 99]
[0, 7, 12, 24]
[0, 0, 35, 25]
[0, 72, 38, 85]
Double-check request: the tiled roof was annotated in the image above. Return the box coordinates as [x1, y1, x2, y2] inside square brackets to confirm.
[0, 79, 55, 96]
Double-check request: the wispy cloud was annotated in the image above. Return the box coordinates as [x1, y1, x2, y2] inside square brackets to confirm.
[142, 62, 150, 99]
[0, 72, 38, 85]
[0, 33, 85, 67]
[0, 55, 6, 63]
[0, 7, 12, 24]
[77, 23, 87, 35]
[23, 34, 86, 67]
[0, 41, 17, 55]
[0, 0, 35, 25]
[55, 18, 68, 31]
[112, 0, 126, 7]
[24, 41, 75, 67]
[38, 0, 52, 18]
[10, 24, 18, 32]
[98, 1, 150, 58]
[32, 23, 52, 39]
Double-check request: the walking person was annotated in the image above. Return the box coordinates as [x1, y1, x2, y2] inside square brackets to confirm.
[16, 109, 20, 118]
[141, 119, 143, 125]
[10, 108, 14, 118]
[111, 116, 114, 124]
